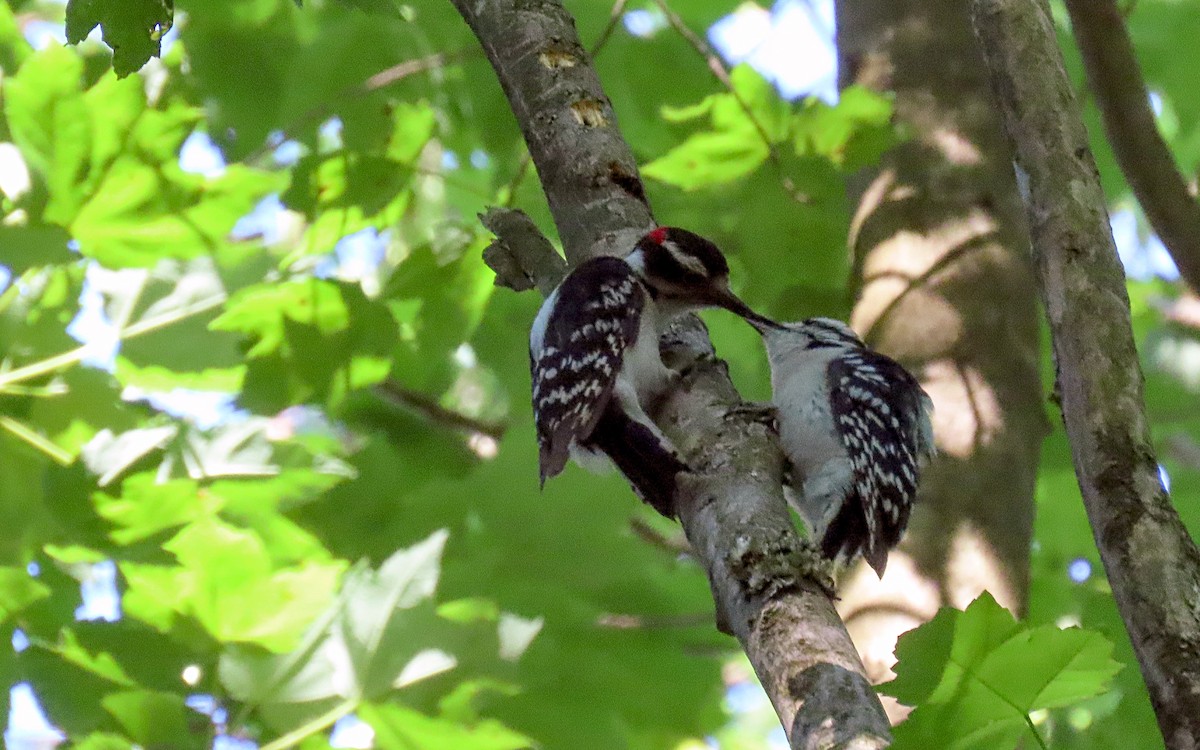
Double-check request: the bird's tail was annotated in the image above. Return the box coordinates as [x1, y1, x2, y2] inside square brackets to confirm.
[585, 406, 688, 518]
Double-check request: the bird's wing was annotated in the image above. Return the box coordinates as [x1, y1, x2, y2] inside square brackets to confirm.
[529, 256, 645, 484]
[826, 350, 924, 572]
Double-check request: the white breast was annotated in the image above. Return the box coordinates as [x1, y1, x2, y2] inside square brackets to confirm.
[762, 332, 854, 535]
[529, 287, 560, 355]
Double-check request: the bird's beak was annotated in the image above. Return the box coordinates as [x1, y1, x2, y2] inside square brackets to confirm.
[709, 287, 784, 332]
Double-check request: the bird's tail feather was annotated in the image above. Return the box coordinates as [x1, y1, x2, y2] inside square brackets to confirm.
[585, 406, 688, 517]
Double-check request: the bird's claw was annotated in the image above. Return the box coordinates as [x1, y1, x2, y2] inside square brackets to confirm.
[725, 401, 778, 432]
[796, 538, 838, 599]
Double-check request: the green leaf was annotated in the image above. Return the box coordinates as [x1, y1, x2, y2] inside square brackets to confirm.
[73, 163, 282, 268]
[642, 64, 793, 191]
[93, 474, 209, 544]
[337, 0, 409, 16]
[724, 64, 791, 140]
[0, 225, 73, 274]
[215, 528, 535, 743]
[642, 130, 769, 191]
[0, 566, 50, 622]
[20, 627, 140, 735]
[29, 367, 139, 460]
[4, 45, 91, 223]
[281, 152, 414, 254]
[215, 278, 398, 411]
[883, 592, 1123, 749]
[65, 0, 173, 77]
[81, 425, 178, 487]
[122, 518, 344, 650]
[212, 278, 351, 357]
[0, 2, 31, 72]
[361, 701, 533, 750]
[793, 85, 899, 168]
[102, 690, 204, 750]
[74, 733, 135, 750]
[384, 241, 496, 395]
[108, 257, 246, 392]
[219, 530, 454, 710]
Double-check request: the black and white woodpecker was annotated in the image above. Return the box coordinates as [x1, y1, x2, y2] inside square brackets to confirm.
[529, 226, 778, 515]
[751, 317, 936, 577]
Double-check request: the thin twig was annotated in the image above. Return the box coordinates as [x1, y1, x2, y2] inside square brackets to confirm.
[257, 698, 357, 750]
[652, 0, 810, 204]
[246, 50, 475, 164]
[0, 415, 73, 465]
[629, 516, 692, 556]
[0, 293, 228, 391]
[589, 0, 630, 57]
[596, 611, 712, 629]
[375, 381, 507, 440]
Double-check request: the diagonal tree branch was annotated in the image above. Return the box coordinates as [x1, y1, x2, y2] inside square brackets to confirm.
[452, 2, 891, 746]
[1063, 0, 1200, 292]
[971, 0, 1200, 746]
[374, 381, 507, 440]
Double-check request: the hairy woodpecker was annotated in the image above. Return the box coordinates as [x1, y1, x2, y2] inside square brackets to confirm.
[530, 226, 777, 515]
[752, 317, 936, 577]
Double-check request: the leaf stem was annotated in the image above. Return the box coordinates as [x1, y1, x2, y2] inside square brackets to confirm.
[1024, 711, 1050, 750]
[258, 698, 357, 750]
[956, 657, 1049, 750]
[0, 292, 227, 392]
[0, 415, 74, 465]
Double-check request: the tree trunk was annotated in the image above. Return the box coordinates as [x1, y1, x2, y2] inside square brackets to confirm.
[834, 0, 1046, 718]
[972, 0, 1200, 744]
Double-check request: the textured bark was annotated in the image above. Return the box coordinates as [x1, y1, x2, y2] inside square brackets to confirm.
[971, 0, 1200, 746]
[454, 2, 891, 746]
[834, 0, 1045, 716]
[1063, 0, 1200, 293]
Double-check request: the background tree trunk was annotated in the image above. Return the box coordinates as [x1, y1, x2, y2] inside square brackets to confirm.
[834, 0, 1046, 718]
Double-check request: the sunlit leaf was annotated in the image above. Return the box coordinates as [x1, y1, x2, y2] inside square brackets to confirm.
[361, 701, 533, 750]
[122, 518, 344, 650]
[883, 593, 1123, 749]
[4, 45, 91, 223]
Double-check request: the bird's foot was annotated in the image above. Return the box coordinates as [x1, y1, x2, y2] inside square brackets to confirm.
[725, 401, 778, 432]
[796, 538, 838, 599]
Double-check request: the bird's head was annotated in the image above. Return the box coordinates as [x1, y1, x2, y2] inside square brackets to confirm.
[626, 226, 781, 328]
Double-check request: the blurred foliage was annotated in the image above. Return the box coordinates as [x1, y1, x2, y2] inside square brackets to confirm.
[0, 0, 1194, 748]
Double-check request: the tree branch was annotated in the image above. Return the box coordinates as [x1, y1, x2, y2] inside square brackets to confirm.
[1063, 0, 1200, 292]
[971, 1, 1200, 746]
[374, 381, 506, 440]
[449, 0, 653, 264]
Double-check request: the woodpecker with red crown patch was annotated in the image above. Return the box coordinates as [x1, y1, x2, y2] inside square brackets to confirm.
[529, 226, 778, 515]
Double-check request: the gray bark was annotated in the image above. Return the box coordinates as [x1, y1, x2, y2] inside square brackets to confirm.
[453, 1, 892, 745]
[971, 0, 1200, 746]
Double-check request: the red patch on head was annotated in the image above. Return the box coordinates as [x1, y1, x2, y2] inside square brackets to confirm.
[648, 226, 669, 244]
